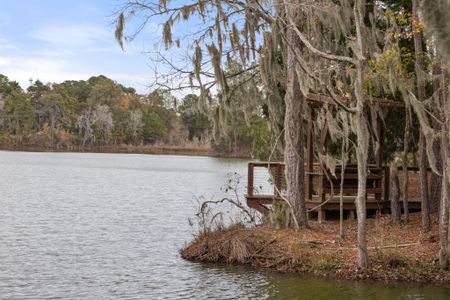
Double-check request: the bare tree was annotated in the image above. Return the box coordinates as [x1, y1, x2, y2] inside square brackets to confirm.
[420, 0, 450, 269]
[283, 0, 307, 228]
[114, 0, 308, 227]
[352, 0, 370, 268]
[93, 104, 114, 144]
[402, 103, 411, 223]
[412, 0, 431, 231]
[430, 58, 444, 213]
[420, 0, 450, 66]
[439, 110, 449, 269]
[76, 108, 95, 146]
[127, 109, 143, 145]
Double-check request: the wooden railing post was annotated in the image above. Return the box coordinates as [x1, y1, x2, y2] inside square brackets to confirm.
[383, 166, 390, 203]
[376, 115, 384, 169]
[375, 115, 384, 202]
[274, 163, 282, 198]
[306, 108, 314, 201]
[247, 163, 254, 197]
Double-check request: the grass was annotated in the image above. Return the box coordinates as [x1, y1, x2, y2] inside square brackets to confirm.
[181, 212, 450, 283]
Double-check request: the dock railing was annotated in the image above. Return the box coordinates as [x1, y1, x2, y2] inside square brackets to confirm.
[245, 162, 427, 217]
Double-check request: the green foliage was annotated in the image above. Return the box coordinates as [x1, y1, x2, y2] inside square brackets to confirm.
[0, 72, 272, 159]
[179, 94, 211, 141]
[59, 80, 90, 105]
[87, 76, 123, 107]
[240, 116, 272, 160]
[316, 252, 338, 271]
[0, 74, 21, 95]
[211, 113, 272, 159]
[4, 90, 36, 138]
[27, 80, 50, 102]
[142, 110, 168, 143]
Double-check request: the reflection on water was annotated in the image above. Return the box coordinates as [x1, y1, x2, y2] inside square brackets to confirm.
[0, 151, 448, 299]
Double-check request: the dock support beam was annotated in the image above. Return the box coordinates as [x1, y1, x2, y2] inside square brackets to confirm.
[318, 209, 325, 223]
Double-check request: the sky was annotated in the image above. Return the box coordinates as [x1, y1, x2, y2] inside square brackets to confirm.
[0, 0, 162, 94]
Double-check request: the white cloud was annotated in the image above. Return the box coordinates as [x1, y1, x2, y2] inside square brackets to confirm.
[34, 50, 67, 57]
[0, 55, 152, 94]
[30, 24, 110, 49]
[0, 57, 12, 67]
[0, 38, 19, 50]
[0, 23, 155, 94]
[84, 43, 144, 55]
[108, 72, 152, 91]
[1, 56, 85, 85]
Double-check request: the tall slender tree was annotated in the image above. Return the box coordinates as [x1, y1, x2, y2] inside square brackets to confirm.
[412, 0, 431, 231]
[114, 0, 309, 227]
[282, 0, 307, 227]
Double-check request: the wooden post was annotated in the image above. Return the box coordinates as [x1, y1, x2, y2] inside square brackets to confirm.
[384, 166, 390, 204]
[319, 121, 328, 155]
[376, 115, 384, 201]
[317, 121, 328, 223]
[306, 107, 314, 201]
[318, 209, 325, 223]
[348, 210, 355, 220]
[376, 115, 384, 168]
[390, 164, 401, 224]
[274, 164, 282, 198]
[247, 163, 254, 197]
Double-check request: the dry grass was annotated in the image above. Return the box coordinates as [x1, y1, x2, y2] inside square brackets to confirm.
[181, 212, 450, 283]
[0, 144, 214, 157]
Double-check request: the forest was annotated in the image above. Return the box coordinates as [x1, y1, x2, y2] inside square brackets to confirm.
[2, 0, 450, 276]
[5, 0, 450, 297]
[112, 0, 450, 275]
[0, 73, 271, 157]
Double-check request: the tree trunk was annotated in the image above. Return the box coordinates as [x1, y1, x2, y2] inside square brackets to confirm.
[57, 124, 62, 149]
[353, 0, 369, 269]
[339, 143, 347, 238]
[50, 112, 55, 148]
[402, 104, 411, 223]
[439, 111, 449, 270]
[390, 164, 401, 224]
[430, 61, 446, 213]
[419, 135, 431, 229]
[412, 0, 431, 231]
[283, 0, 307, 228]
[354, 67, 369, 269]
[419, 0, 450, 67]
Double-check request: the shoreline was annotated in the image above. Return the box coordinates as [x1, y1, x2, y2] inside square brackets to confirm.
[181, 213, 450, 284]
[0, 144, 250, 159]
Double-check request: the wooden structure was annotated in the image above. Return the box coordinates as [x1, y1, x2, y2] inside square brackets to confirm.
[245, 93, 423, 221]
[246, 162, 285, 215]
[246, 162, 423, 221]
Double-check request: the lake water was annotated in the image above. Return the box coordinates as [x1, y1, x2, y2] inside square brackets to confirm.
[0, 151, 449, 299]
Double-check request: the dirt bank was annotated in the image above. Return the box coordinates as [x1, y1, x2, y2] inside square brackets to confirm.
[181, 213, 450, 283]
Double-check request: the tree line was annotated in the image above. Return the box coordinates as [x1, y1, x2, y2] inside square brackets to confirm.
[114, 0, 450, 270]
[0, 74, 271, 157]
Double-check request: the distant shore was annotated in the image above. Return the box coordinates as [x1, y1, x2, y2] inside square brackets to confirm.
[0, 144, 251, 158]
[181, 213, 450, 284]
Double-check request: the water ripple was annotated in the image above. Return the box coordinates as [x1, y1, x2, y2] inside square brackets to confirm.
[0, 151, 449, 299]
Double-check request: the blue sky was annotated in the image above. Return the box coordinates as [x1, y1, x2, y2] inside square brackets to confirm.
[0, 0, 161, 93]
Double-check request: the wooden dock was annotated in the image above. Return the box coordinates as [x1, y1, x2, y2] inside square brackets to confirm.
[245, 162, 422, 221]
[244, 92, 418, 221]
